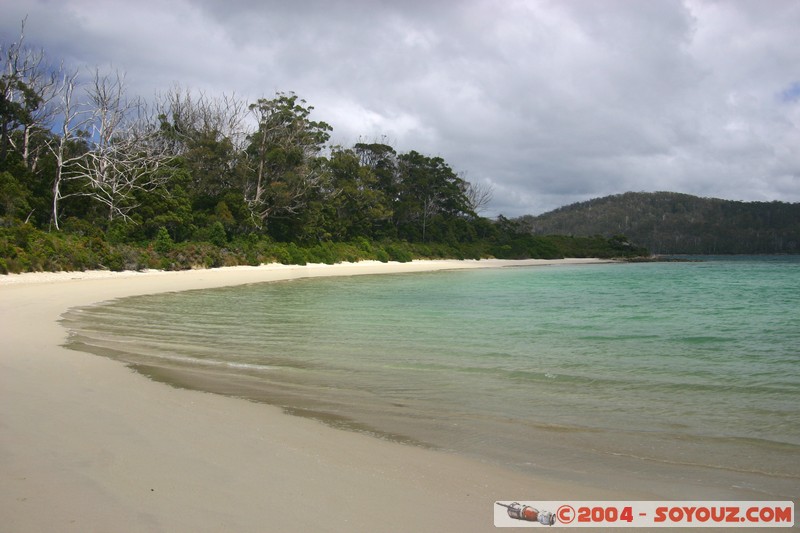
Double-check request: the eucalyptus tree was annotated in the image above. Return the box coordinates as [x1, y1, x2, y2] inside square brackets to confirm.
[0, 20, 48, 167]
[154, 86, 248, 201]
[394, 151, 473, 241]
[47, 68, 87, 229]
[244, 92, 331, 229]
[354, 142, 399, 198]
[2, 21, 82, 228]
[323, 147, 392, 240]
[63, 69, 172, 223]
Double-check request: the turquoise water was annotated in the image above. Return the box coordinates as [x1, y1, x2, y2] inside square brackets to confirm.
[62, 257, 800, 498]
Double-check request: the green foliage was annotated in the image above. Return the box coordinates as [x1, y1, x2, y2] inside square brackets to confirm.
[266, 242, 308, 266]
[0, 224, 119, 273]
[0, 220, 650, 275]
[392, 150, 474, 242]
[519, 192, 799, 254]
[384, 243, 413, 263]
[207, 221, 228, 247]
[154, 226, 174, 254]
[161, 242, 225, 270]
[0, 171, 31, 221]
[245, 92, 332, 226]
[1, 73, 43, 164]
[0, 34, 655, 275]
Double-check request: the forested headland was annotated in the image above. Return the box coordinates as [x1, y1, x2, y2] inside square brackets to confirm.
[0, 25, 646, 274]
[517, 192, 800, 255]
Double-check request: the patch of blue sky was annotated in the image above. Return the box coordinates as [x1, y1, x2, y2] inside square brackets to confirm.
[779, 81, 800, 102]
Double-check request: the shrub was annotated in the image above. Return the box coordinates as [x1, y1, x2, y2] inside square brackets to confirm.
[287, 243, 307, 265]
[374, 246, 390, 263]
[154, 227, 174, 254]
[385, 244, 413, 263]
[208, 221, 228, 247]
[306, 242, 337, 265]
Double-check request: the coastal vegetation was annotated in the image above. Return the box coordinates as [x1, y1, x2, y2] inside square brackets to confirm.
[516, 192, 800, 255]
[0, 25, 646, 274]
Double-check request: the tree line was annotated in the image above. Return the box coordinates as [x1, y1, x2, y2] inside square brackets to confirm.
[1, 22, 646, 273]
[517, 192, 800, 255]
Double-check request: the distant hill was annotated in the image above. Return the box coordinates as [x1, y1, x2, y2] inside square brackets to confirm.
[515, 192, 800, 254]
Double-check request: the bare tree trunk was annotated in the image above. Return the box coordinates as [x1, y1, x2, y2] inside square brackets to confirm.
[48, 69, 84, 230]
[421, 194, 441, 243]
[1, 18, 59, 170]
[244, 93, 331, 227]
[60, 68, 172, 223]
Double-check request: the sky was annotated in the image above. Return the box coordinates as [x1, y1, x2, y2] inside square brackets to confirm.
[3, 0, 800, 217]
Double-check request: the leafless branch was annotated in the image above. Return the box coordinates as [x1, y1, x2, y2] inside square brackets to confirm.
[466, 179, 494, 214]
[60, 68, 173, 222]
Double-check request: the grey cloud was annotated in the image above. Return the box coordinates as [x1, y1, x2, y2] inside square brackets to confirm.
[3, 0, 799, 216]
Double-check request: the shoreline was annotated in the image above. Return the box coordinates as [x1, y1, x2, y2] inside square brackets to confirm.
[3, 258, 648, 532]
[0, 257, 610, 286]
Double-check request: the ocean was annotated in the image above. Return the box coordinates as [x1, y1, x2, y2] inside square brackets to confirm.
[62, 257, 800, 499]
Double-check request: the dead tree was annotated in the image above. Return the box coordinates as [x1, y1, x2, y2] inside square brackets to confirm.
[64, 69, 171, 222]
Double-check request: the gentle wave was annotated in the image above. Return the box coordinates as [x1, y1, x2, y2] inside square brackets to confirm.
[63, 257, 800, 498]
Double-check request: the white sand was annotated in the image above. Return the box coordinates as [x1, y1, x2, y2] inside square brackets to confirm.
[1, 259, 643, 532]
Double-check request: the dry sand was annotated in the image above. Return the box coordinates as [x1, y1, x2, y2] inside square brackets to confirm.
[2, 259, 645, 532]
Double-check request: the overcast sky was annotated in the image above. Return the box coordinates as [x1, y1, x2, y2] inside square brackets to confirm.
[3, 0, 799, 216]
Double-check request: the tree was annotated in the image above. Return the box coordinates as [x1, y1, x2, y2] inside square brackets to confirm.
[465, 178, 494, 215]
[354, 142, 399, 195]
[48, 69, 87, 229]
[0, 20, 45, 167]
[323, 147, 391, 240]
[63, 69, 172, 223]
[154, 87, 248, 201]
[0, 19, 70, 177]
[244, 92, 331, 229]
[0, 170, 32, 221]
[394, 151, 473, 241]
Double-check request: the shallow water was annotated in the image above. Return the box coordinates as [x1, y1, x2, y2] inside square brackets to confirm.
[62, 257, 800, 499]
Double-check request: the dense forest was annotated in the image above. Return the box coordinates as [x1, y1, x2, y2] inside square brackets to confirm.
[517, 192, 800, 255]
[0, 25, 646, 274]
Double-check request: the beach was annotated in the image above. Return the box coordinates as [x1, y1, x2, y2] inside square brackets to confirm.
[1, 259, 676, 532]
